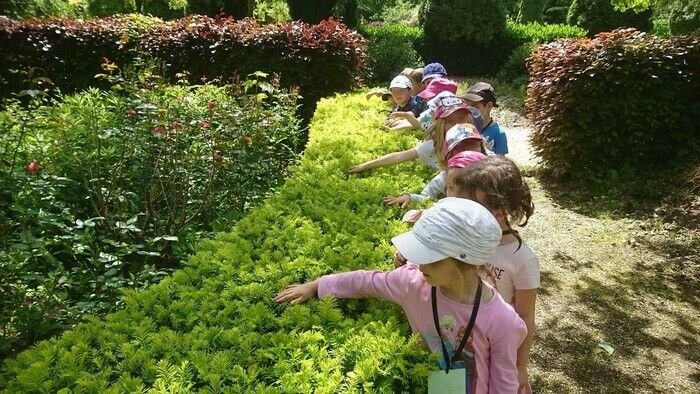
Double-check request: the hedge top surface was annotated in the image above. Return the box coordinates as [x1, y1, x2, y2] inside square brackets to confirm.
[0, 93, 438, 392]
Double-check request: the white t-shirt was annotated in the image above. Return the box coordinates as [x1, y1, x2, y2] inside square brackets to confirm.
[413, 140, 439, 170]
[487, 239, 540, 305]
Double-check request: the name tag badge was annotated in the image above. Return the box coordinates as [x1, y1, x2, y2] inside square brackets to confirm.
[428, 368, 466, 394]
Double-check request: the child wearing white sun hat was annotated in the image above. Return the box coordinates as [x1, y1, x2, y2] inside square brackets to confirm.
[276, 197, 526, 393]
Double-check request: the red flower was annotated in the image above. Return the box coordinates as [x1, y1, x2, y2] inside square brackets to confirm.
[153, 126, 165, 135]
[128, 109, 137, 118]
[199, 121, 211, 129]
[242, 135, 252, 144]
[208, 100, 218, 110]
[26, 161, 39, 174]
[213, 151, 223, 162]
[170, 121, 182, 130]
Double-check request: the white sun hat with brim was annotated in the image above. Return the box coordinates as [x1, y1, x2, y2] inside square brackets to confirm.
[389, 75, 413, 90]
[391, 197, 501, 265]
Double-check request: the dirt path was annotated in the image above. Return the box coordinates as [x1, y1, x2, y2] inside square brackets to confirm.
[492, 106, 538, 168]
[494, 103, 700, 393]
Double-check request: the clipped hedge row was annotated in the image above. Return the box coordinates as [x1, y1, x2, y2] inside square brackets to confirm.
[414, 19, 587, 76]
[527, 28, 700, 179]
[358, 23, 423, 83]
[506, 20, 587, 43]
[567, 0, 652, 35]
[0, 93, 437, 391]
[0, 15, 367, 122]
[497, 21, 587, 81]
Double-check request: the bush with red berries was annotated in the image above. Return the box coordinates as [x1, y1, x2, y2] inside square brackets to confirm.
[0, 73, 302, 359]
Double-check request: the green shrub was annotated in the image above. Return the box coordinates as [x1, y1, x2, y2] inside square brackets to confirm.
[0, 91, 436, 392]
[517, 0, 546, 23]
[497, 41, 536, 81]
[286, 0, 358, 27]
[253, 0, 291, 23]
[542, 0, 572, 23]
[87, 0, 137, 16]
[420, 0, 510, 75]
[0, 0, 88, 19]
[507, 20, 587, 42]
[357, 0, 421, 24]
[669, 0, 700, 35]
[497, 22, 585, 80]
[527, 29, 700, 179]
[359, 24, 423, 83]
[567, 0, 652, 34]
[0, 75, 302, 360]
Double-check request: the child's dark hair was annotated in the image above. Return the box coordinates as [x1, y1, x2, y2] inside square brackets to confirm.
[448, 156, 534, 249]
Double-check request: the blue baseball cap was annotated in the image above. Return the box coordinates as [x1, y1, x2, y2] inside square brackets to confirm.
[421, 63, 447, 82]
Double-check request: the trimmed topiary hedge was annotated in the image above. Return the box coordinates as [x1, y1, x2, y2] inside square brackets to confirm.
[506, 20, 587, 42]
[420, 0, 510, 75]
[414, 18, 585, 77]
[0, 15, 367, 122]
[566, 0, 652, 35]
[286, 0, 358, 27]
[0, 92, 437, 392]
[358, 23, 423, 83]
[497, 21, 587, 81]
[527, 28, 700, 179]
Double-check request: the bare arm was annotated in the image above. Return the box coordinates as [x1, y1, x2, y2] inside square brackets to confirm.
[387, 111, 422, 130]
[383, 119, 415, 132]
[514, 288, 537, 392]
[348, 148, 418, 173]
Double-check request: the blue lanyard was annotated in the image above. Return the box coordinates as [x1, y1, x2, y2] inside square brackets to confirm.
[431, 280, 482, 372]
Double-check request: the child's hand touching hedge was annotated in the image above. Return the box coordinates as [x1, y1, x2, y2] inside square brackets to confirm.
[275, 280, 320, 305]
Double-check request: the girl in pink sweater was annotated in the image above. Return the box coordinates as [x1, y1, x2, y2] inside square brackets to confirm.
[275, 197, 527, 393]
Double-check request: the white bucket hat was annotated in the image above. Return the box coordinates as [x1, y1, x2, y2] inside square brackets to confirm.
[389, 75, 412, 90]
[391, 197, 501, 265]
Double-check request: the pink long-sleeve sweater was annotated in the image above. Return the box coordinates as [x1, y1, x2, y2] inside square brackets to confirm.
[318, 263, 527, 394]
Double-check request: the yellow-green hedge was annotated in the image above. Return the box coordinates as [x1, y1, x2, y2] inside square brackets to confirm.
[0, 92, 438, 392]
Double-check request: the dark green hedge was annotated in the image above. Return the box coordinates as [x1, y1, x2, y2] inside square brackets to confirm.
[416, 19, 586, 77]
[567, 0, 652, 35]
[358, 23, 423, 83]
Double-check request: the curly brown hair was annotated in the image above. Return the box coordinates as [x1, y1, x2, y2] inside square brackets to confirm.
[448, 156, 534, 249]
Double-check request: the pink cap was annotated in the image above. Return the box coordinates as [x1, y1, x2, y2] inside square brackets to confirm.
[444, 123, 484, 153]
[417, 77, 458, 100]
[447, 150, 487, 169]
[434, 95, 469, 119]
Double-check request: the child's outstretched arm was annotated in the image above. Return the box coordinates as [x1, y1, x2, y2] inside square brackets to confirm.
[384, 171, 445, 208]
[275, 280, 319, 305]
[348, 148, 418, 173]
[383, 119, 415, 132]
[388, 111, 422, 130]
[275, 267, 418, 306]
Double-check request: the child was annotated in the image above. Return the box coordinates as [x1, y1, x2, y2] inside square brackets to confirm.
[402, 67, 425, 96]
[387, 75, 426, 120]
[448, 156, 538, 393]
[421, 62, 448, 84]
[275, 197, 527, 393]
[348, 95, 482, 174]
[462, 82, 508, 155]
[385, 78, 457, 131]
[365, 68, 425, 103]
[384, 123, 486, 208]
